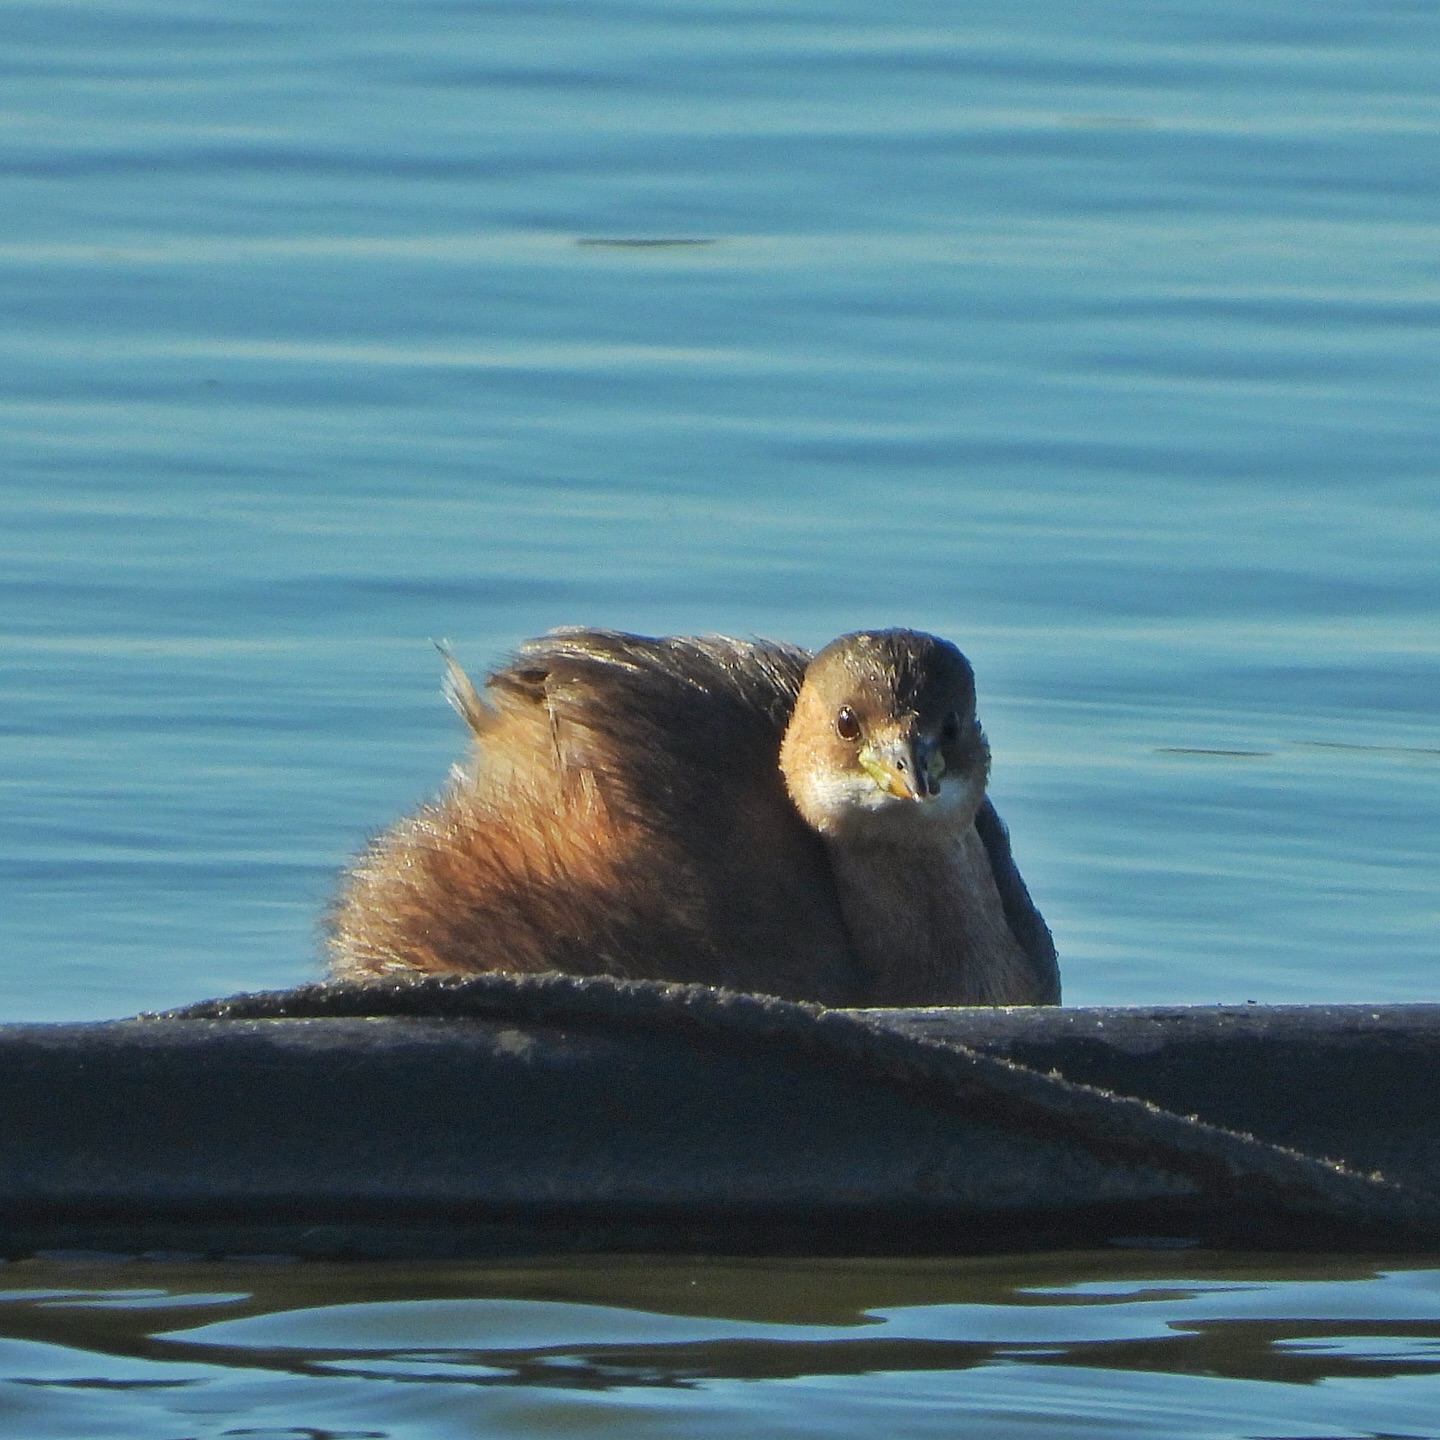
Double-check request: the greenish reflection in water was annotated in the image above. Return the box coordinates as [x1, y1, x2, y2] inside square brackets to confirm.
[2, 1253, 1440, 1437]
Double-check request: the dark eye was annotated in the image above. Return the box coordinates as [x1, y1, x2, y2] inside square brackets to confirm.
[835, 706, 861, 741]
[940, 711, 961, 744]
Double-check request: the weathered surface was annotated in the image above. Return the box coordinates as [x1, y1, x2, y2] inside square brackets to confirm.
[0, 976, 1436, 1259]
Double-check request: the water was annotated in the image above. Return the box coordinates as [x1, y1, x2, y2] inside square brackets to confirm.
[3, 0, 1438, 1432]
[7, 1253, 1440, 1439]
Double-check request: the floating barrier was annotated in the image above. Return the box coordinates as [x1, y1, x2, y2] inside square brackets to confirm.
[2, 974, 1438, 1260]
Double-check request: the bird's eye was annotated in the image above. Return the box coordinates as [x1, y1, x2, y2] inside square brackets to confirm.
[940, 711, 961, 744]
[835, 706, 861, 741]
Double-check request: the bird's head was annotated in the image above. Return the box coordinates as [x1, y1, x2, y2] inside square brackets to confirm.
[779, 630, 990, 840]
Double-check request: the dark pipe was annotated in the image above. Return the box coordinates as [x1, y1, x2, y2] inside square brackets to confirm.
[1, 977, 1437, 1260]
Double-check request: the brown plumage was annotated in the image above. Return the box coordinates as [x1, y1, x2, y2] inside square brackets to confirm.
[327, 628, 1059, 1007]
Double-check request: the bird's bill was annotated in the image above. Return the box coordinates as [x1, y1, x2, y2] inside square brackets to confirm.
[858, 737, 934, 801]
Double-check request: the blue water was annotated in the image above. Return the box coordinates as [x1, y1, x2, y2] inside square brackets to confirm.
[7, 1253, 1440, 1439]
[3, 0, 1439, 1432]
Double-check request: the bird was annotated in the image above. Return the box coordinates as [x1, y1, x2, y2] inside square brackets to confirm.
[327, 627, 1059, 1007]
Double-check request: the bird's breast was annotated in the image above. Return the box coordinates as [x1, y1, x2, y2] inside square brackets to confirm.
[826, 821, 1040, 1006]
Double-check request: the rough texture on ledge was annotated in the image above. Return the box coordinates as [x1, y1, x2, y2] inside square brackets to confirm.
[0, 974, 1435, 1260]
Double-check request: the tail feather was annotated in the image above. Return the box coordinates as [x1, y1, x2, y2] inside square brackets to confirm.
[436, 642, 493, 737]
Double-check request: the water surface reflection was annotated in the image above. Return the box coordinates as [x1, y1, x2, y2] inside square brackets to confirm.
[2, 1254, 1440, 1437]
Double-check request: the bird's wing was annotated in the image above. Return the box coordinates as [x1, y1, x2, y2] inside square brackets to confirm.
[475, 629, 858, 1002]
[483, 629, 809, 794]
[973, 798, 1061, 1003]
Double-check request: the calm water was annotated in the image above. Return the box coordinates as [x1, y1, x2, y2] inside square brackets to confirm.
[3, 0, 1438, 1433]
[7, 1253, 1440, 1440]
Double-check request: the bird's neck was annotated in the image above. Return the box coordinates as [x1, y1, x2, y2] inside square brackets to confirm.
[825, 821, 1042, 1006]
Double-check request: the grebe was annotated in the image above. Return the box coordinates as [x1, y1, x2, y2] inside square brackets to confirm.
[327, 628, 1058, 1006]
